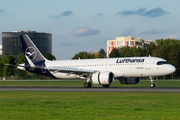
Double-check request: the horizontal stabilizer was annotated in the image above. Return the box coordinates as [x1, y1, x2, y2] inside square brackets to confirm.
[5, 64, 43, 69]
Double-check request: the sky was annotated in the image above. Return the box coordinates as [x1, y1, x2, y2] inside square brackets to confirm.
[0, 0, 180, 60]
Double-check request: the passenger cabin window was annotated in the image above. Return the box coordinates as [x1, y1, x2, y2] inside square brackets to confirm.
[157, 61, 168, 65]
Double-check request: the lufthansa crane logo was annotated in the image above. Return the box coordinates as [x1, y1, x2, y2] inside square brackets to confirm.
[25, 47, 37, 61]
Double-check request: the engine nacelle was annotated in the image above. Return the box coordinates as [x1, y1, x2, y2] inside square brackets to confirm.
[92, 72, 114, 85]
[119, 77, 141, 84]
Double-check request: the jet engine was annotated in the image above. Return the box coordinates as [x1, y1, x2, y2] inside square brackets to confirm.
[119, 77, 140, 84]
[92, 72, 114, 85]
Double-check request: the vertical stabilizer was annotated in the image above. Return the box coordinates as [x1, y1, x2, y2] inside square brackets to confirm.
[20, 34, 47, 64]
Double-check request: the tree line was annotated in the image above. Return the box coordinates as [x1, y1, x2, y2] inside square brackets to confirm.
[72, 48, 106, 59]
[0, 53, 56, 78]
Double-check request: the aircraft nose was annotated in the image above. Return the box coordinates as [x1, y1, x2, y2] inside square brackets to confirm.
[169, 65, 176, 74]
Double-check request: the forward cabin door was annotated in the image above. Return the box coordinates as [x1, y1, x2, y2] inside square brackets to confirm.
[145, 58, 151, 70]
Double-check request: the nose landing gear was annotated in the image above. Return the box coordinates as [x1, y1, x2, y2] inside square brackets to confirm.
[149, 77, 155, 88]
[150, 83, 155, 88]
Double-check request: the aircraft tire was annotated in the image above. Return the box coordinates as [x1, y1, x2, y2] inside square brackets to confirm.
[84, 82, 92, 88]
[150, 83, 155, 88]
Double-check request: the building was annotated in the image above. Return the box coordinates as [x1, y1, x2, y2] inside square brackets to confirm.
[107, 36, 145, 58]
[2, 30, 52, 57]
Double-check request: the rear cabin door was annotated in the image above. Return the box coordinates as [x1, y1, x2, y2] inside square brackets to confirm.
[42, 63, 47, 73]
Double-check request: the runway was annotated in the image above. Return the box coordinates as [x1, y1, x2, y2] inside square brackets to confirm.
[0, 87, 180, 92]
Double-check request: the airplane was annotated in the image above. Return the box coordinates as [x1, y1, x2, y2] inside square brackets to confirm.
[7, 34, 176, 88]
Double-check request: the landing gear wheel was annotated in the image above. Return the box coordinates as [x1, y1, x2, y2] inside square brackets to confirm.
[149, 77, 155, 88]
[84, 82, 92, 88]
[102, 85, 110, 88]
[88, 82, 92, 88]
[150, 83, 155, 88]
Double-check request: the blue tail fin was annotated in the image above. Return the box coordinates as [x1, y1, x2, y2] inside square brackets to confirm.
[20, 34, 47, 65]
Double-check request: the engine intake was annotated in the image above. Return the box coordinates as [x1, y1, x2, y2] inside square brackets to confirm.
[119, 77, 141, 84]
[92, 72, 114, 85]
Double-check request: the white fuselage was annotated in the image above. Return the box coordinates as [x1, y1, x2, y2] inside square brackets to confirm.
[44, 57, 176, 79]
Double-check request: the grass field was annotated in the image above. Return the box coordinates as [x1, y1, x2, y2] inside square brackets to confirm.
[0, 80, 180, 120]
[0, 80, 180, 87]
[0, 92, 180, 120]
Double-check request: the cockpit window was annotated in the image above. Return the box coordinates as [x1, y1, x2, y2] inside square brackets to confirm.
[157, 61, 169, 65]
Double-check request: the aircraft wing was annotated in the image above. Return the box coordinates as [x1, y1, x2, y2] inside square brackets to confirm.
[45, 67, 96, 75]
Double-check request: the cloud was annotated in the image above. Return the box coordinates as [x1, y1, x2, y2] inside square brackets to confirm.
[115, 7, 170, 17]
[60, 42, 76, 46]
[141, 28, 158, 34]
[168, 35, 178, 39]
[121, 28, 134, 36]
[94, 13, 105, 17]
[140, 28, 172, 35]
[48, 11, 73, 18]
[116, 8, 146, 16]
[69, 27, 100, 36]
[61, 11, 74, 16]
[0, 9, 6, 13]
[144, 7, 170, 17]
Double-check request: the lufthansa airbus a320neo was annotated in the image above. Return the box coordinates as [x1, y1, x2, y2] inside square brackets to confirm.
[7, 34, 176, 88]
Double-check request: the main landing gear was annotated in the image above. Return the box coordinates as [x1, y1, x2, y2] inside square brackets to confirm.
[149, 77, 155, 88]
[84, 82, 92, 88]
[84, 77, 92, 88]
